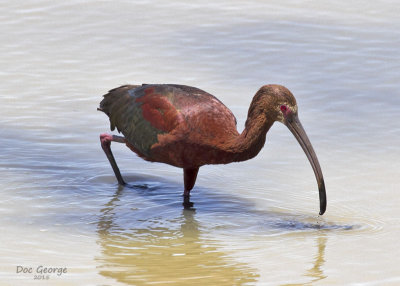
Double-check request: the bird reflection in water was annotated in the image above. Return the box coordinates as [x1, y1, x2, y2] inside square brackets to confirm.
[95, 184, 259, 286]
[281, 236, 328, 286]
[305, 237, 328, 284]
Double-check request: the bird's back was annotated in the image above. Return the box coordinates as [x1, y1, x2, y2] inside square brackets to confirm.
[99, 84, 238, 167]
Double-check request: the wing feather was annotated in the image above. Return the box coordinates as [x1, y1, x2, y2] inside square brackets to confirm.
[99, 84, 238, 161]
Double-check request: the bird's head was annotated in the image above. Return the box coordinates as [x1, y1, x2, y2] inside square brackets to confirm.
[257, 84, 327, 215]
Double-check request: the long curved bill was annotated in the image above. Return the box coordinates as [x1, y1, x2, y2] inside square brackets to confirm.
[284, 113, 327, 215]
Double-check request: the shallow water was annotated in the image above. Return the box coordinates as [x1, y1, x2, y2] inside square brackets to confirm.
[1, 0, 400, 285]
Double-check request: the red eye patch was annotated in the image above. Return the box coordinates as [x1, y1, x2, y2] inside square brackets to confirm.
[280, 105, 288, 112]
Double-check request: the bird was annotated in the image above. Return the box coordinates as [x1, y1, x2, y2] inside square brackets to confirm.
[98, 84, 327, 215]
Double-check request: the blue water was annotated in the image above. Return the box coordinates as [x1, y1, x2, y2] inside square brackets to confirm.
[1, 1, 399, 285]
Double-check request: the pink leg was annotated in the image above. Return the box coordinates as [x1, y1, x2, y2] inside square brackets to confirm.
[100, 133, 126, 185]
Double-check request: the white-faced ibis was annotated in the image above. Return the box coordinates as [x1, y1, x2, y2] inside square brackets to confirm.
[98, 84, 327, 215]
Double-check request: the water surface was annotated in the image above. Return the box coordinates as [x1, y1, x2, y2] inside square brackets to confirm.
[1, 1, 399, 285]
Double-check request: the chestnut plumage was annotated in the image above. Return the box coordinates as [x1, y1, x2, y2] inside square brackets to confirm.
[98, 84, 327, 215]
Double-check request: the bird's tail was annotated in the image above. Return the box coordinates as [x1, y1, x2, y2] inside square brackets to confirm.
[98, 84, 141, 131]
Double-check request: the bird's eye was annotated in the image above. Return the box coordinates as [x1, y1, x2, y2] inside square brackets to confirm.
[280, 105, 288, 112]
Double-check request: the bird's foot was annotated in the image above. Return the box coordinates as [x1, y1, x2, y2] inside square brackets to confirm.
[182, 195, 194, 209]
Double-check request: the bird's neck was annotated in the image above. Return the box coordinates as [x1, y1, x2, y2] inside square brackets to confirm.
[228, 95, 276, 162]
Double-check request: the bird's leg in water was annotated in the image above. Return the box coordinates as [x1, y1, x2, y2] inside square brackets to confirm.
[100, 133, 126, 185]
[183, 168, 199, 208]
